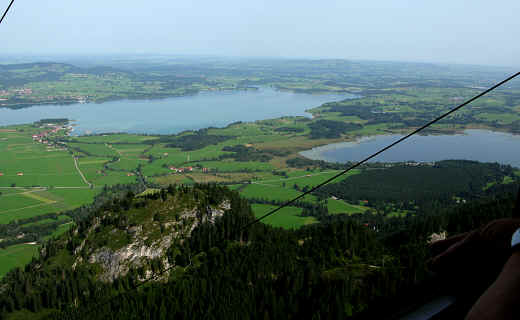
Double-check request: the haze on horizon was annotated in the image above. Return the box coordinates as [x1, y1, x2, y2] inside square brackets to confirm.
[0, 0, 518, 67]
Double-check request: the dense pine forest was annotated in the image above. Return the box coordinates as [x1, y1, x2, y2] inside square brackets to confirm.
[0, 173, 517, 319]
[316, 160, 516, 214]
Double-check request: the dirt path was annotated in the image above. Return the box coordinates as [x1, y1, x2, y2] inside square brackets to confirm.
[0, 188, 46, 196]
[73, 156, 92, 188]
[21, 190, 57, 204]
[0, 202, 54, 214]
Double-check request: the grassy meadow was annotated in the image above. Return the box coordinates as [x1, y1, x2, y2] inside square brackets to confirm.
[0, 244, 39, 278]
[251, 204, 317, 229]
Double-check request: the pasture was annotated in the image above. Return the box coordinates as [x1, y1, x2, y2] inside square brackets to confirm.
[327, 198, 369, 215]
[251, 204, 317, 229]
[0, 244, 39, 278]
[261, 169, 361, 189]
[67, 142, 119, 157]
[185, 160, 273, 172]
[107, 158, 144, 171]
[68, 133, 155, 144]
[0, 126, 98, 224]
[239, 183, 317, 202]
[0, 130, 84, 188]
[0, 188, 96, 224]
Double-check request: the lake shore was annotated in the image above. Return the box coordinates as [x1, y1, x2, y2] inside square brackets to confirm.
[0, 87, 354, 135]
[299, 129, 520, 168]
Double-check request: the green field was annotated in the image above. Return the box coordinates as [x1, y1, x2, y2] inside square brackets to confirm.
[0, 188, 97, 224]
[0, 131, 84, 188]
[0, 193, 42, 211]
[107, 158, 144, 171]
[475, 112, 520, 124]
[239, 183, 317, 202]
[186, 160, 273, 173]
[68, 142, 121, 157]
[0, 244, 39, 278]
[0, 126, 98, 225]
[78, 157, 138, 186]
[264, 169, 361, 189]
[74, 134, 155, 144]
[251, 204, 317, 229]
[327, 198, 369, 215]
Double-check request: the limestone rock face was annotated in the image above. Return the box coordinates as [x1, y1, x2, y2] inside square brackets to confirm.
[428, 231, 447, 244]
[89, 233, 173, 282]
[73, 200, 230, 282]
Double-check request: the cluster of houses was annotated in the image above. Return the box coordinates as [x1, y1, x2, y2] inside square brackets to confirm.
[0, 88, 33, 103]
[0, 87, 88, 106]
[0, 172, 24, 177]
[169, 166, 194, 173]
[31, 124, 73, 145]
[167, 166, 211, 174]
[379, 161, 435, 168]
[404, 161, 434, 167]
[13, 88, 33, 95]
[42, 95, 87, 103]
[0, 90, 9, 101]
[69, 74, 89, 78]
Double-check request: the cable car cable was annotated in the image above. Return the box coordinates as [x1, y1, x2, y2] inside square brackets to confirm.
[0, 0, 14, 25]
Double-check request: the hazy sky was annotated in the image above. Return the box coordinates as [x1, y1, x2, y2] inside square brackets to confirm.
[1, 0, 518, 67]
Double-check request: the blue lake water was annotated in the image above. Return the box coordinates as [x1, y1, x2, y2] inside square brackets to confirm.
[300, 130, 520, 168]
[0, 87, 352, 135]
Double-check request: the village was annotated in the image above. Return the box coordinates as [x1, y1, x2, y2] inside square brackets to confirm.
[0, 122, 216, 182]
[168, 166, 193, 173]
[167, 165, 211, 174]
[31, 123, 72, 145]
[0, 122, 72, 179]
[0, 86, 88, 107]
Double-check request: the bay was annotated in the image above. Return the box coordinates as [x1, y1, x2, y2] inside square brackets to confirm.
[0, 87, 352, 135]
[300, 130, 520, 168]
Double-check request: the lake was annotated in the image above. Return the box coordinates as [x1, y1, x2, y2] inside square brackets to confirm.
[0, 87, 352, 135]
[300, 130, 520, 168]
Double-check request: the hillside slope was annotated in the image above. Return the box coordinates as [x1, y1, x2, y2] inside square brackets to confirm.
[0, 184, 396, 319]
[0, 184, 517, 319]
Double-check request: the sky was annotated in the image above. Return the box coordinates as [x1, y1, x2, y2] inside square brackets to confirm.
[1, 0, 519, 67]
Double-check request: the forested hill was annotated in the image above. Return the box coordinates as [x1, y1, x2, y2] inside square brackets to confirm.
[0, 182, 517, 319]
[315, 160, 516, 213]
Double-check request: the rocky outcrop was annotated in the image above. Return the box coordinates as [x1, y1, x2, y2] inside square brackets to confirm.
[75, 200, 230, 282]
[89, 233, 173, 282]
[428, 231, 447, 244]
